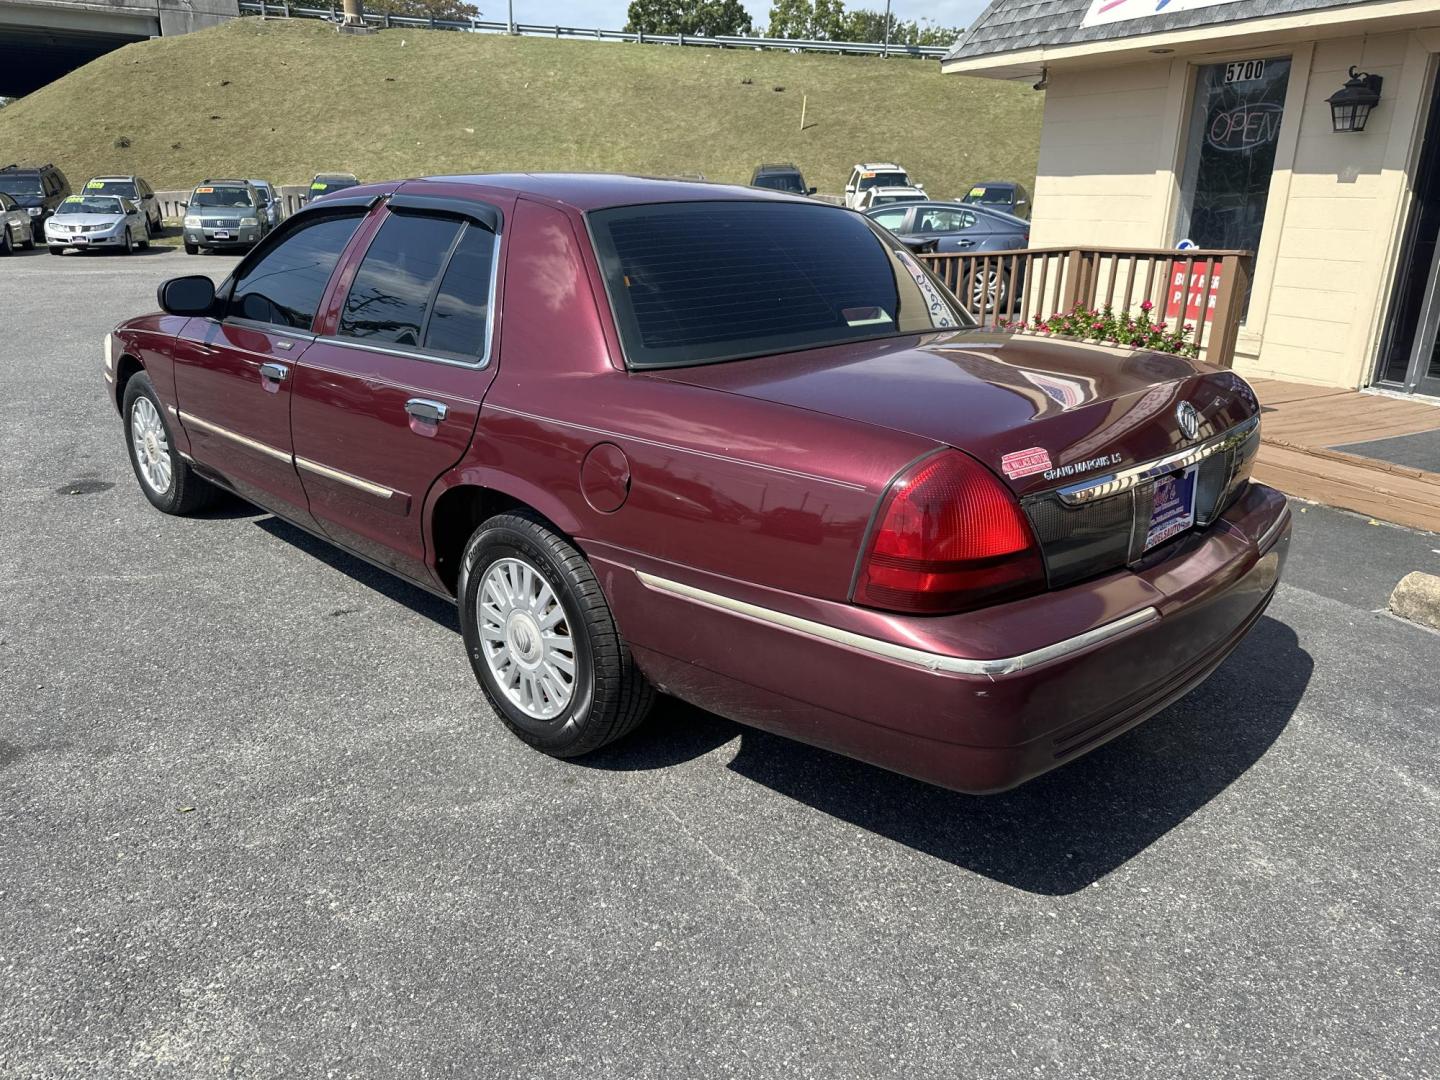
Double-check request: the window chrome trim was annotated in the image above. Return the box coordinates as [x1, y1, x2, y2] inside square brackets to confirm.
[314, 335, 488, 370]
[183, 412, 292, 463]
[1055, 415, 1260, 507]
[294, 456, 393, 499]
[635, 571, 1160, 677]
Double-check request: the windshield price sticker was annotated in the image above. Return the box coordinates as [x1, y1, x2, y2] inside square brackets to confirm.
[1224, 59, 1266, 83]
[87, 180, 106, 189]
[195, 186, 214, 194]
[311, 182, 328, 191]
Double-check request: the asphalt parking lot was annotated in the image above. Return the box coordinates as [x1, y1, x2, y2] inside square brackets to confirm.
[2, 247, 1439, 1079]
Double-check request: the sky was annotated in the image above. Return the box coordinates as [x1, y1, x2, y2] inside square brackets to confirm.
[500, 1, 990, 34]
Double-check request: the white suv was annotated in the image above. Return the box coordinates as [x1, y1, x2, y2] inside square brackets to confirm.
[844, 163, 923, 209]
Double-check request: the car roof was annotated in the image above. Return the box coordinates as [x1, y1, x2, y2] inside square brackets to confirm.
[313, 172, 358, 181]
[247, 178, 274, 186]
[90, 174, 139, 181]
[867, 186, 925, 195]
[199, 179, 253, 187]
[378, 173, 813, 212]
[855, 162, 904, 171]
[753, 163, 801, 173]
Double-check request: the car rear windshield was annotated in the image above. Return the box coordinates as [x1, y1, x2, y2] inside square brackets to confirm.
[858, 171, 908, 190]
[753, 173, 804, 194]
[192, 186, 253, 208]
[87, 180, 136, 197]
[588, 200, 972, 369]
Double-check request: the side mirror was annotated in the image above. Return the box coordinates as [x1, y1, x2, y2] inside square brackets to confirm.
[807, 186, 817, 195]
[845, 185, 856, 192]
[157, 275, 217, 317]
[179, 201, 188, 209]
[1016, 198, 1028, 207]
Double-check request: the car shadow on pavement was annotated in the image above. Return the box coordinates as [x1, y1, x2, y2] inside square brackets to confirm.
[718, 615, 1311, 895]
[254, 516, 460, 632]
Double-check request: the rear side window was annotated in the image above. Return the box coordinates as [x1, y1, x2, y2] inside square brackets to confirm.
[424, 225, 497, 358]
[229, 213, 362, 330]
[339, 213, 462, 347]
[589, 201, 972, 369]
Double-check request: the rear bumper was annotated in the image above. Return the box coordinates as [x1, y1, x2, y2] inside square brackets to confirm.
[597, 482, 1291, 793]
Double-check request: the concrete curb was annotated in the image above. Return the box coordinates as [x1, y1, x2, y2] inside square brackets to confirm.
[1389, 571, 1440, 631]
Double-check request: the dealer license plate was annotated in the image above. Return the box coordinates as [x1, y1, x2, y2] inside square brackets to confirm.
[212, 230, 230, 239]
[72, 236, 88, 244]
[1145, 465, 1198, 551]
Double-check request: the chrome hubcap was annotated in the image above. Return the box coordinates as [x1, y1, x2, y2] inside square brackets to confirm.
[130, 397, 172, 494]
[478, 557, 576, 720]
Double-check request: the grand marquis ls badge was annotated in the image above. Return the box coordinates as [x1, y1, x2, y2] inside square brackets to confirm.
[1176, 401, 1201, 440]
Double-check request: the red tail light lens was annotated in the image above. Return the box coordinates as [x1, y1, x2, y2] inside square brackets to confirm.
[854, 450, 1046, 614]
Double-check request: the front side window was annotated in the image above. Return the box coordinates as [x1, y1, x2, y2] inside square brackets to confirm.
[339, 213, 463, 347]
[590, 200, 972, 369]
[228, 213, 362, 330]
[1174, 57, 1291, 252]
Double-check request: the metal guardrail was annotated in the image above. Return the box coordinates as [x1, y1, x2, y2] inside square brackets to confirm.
[237, 2, 950, 58]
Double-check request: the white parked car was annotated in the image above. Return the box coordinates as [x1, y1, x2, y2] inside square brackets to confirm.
[844, 162, 923, 209]
[0, 192, 37, 254]
[83, 175, 163, 236]
[854, 186, 929, 211]
[45, 194, 150, 255]
[248, 178, 283, 228]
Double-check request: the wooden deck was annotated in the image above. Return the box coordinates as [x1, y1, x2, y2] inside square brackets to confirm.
[1249, 379, 1440, 532]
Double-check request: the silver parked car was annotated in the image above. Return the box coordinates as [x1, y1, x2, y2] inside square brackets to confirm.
[0, 192, 37, 254]
[45, 194, 150, 255]
[83, 175, 163, 236]
[181, 179, 270, 254]
[247, 178, 283, 229]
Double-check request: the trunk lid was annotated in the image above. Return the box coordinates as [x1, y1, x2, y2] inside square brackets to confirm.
[646, 330, 1262, 588]
[643, 329, 1257, 497]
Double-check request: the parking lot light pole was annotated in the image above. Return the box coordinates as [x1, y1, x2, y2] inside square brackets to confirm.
[341, 0, 363, 26]
[882, 0, 891, 58]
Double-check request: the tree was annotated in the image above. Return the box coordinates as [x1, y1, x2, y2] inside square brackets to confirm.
[770, 2, 962, 45]
[365, 0, 482, 20]
[626, 0, 753, 36]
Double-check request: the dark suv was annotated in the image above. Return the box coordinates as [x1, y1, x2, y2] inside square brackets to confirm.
[749, 163, 815, 197]
[0, 163, 71, 235]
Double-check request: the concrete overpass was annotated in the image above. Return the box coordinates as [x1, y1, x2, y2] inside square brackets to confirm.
[0, 0, 237, 97]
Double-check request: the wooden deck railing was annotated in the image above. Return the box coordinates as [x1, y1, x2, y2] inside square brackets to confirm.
[917, 246, 1254, 369]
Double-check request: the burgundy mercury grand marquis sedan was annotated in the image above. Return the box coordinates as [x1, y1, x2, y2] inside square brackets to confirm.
[105, 174, 1290, 793]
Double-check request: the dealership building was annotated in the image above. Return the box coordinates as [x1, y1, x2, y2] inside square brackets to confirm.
[944, 0, 1440, 398]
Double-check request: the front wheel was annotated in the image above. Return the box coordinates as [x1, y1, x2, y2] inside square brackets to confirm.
[122, 372, 221, 514]
[184, 242, 198, 255]
[458, 511, 654, 758]
[0, 226, 11, 256]
[21, 224, 35, 249]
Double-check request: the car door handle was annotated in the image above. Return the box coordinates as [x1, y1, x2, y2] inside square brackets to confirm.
[259, 362, 288, 382]
[405, 398, 448, 422]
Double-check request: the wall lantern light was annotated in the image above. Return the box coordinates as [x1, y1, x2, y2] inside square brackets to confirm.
[1327, 66, 1383, 132]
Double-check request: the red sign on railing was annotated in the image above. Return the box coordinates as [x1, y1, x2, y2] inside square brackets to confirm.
[1166, 260, 1222, 323]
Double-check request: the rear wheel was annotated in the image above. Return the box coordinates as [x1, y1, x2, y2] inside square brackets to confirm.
[969, 267, 1010, 314]
[458, 511, 654, 758]
[184, 242, 199, 255]
[122, 372, 221, 515]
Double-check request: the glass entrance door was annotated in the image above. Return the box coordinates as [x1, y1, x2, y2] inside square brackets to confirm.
[1377, 67, 1440, 396]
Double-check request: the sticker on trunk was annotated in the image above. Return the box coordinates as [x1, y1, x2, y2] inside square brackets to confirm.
[1000, 447, 1052, 480]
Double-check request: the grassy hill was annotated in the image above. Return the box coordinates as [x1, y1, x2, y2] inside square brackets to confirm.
[0, 18, 1040, 197]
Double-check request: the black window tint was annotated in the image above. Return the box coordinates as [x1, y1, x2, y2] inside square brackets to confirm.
[229, 213, 361, 329]
[590, 201, 972, 369]
[424, 225, 496, 358]
[339, 213, 462, 347]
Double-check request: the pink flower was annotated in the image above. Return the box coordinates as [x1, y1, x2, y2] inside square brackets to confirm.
[1092, 321, 1103, 330]
[1140, 300, 1154, 312]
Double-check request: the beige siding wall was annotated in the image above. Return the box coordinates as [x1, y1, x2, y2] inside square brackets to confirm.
[1028, 28, 1439, 389]
[1029, 61, 1178, 248]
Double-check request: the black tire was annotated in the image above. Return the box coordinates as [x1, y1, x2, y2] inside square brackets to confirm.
[0, 225, 11, 256]
[146, 214, 158, 238]
[121, 228, 134, 255]
[48, 246, 64, 256]
[458, 510, 655, 758]
[184, 242, 199, 255]
[21, 224, 35, 250]
[121, 372, 222, 515]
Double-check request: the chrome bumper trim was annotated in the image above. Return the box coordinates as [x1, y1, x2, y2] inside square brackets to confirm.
[1056, 415, 1260, 506]
[1256, 504, 1291, 553]
[295, 455, 393, 499]
[636, 571, 1160, 678]
[183, 412, 292, 464]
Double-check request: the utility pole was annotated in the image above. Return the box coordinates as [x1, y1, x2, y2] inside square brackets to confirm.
[341, 0, 363, 26]
[881, 0, 892, 57]
[508, 0, 517, 33]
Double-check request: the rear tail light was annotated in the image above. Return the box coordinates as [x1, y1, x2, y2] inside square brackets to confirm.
[854, 450, 1046, 614]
